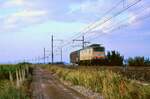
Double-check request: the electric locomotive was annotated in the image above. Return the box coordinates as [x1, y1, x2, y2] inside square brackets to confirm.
[70, 44, 105, 65]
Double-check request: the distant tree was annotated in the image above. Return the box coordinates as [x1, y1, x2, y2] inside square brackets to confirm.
[106, 51, 124, 66]
[54, 62, 65, 65]
[128, 56, 145, 66]
[48, 62, 65, 65]
[144, 58, 150, 66]
[18, 62, 32, 65]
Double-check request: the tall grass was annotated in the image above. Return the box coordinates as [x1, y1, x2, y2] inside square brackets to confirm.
[0, 64, 29, 87]
[48, 66, 150, 99]
[0, 80, 29, 99]
[0, 64, 32, 99]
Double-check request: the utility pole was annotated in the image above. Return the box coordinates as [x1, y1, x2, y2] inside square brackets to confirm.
[82, 36, 85, 49]
[44, 48, 46, 64]
[60, 47, 63, 63]
[37, 56, 40, 64]
[51, 35, 54, 64]
[123, 0, 126, 8]
[53, 39, 63, 63]
[73, 36, 90, 49]
[51, 36, 64, 64]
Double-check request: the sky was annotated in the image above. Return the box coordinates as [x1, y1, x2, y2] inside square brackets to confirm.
[0, 0, 150, 63]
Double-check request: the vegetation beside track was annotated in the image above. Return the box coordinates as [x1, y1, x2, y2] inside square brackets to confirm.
[0, 80, 30, 99]
[75, 66, 150, 82]
[0, 64, 33, 99]
[47, 65, 150, 99]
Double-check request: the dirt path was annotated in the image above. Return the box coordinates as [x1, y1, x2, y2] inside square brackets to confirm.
[31, 66, 87, 99]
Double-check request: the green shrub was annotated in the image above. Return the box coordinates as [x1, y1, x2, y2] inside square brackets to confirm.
[128, 57, 150, 66]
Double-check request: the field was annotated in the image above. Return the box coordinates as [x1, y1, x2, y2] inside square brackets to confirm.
[47, 65, 150, 99]
[0, 64, 32, 99]
[1, 64, 150, 99]
[74, 66, 150, 82]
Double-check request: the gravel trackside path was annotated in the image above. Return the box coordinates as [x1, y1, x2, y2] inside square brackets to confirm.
[31, 66, 87, 99]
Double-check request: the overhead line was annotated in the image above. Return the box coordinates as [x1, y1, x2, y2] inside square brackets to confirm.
[87, 10, 150, 41]
[75, 0, 142, 38]
[71, 0, 124, 39]
[59, 0, 124, 48]
[60, 0, 142, 50]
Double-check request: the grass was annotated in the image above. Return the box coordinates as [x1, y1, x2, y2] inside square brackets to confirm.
[47, 65, 150, 99]
[0, 64, 29, 80]
[0, 64, 32, 99]
[0, 80, 30, 99]
[71, 66, 150, 82]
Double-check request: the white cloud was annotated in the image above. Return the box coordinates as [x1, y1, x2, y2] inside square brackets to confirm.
[0, 0, 149, 34]
[11, 0, 24, 5]
[128, 13, 137, 24]
[0, 0, 48, 32]
[2, 0, 25, 7]
[18, 9, 48, 24]
[14, 9, 47, 17]
[69, 0, 112, 14]
[73, 0, 150, 35]
[3, 9, 47, 27]
[127, 5, 150, 27]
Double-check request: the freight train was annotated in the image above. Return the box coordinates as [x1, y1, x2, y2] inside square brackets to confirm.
[70, 44, 105, 65]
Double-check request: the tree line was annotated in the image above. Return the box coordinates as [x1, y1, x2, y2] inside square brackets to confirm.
[104, 51, 150, 66]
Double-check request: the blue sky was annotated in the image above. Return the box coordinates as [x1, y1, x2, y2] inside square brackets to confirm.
[0, 0, 150, 63]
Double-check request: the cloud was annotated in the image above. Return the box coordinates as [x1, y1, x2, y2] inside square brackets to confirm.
[14, 9, 47, 17]
[0, 0, 149, 33]
[69, 0, 113, 14]
[68, 0, 116, 23]
[1, 9, 47, 31]
[0, 0, 49, 33]
[2, 0, 25, 7]
[77, 0, 150, 35]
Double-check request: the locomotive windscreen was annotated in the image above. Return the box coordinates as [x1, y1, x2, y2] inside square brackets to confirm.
[93, 47, 105, 51]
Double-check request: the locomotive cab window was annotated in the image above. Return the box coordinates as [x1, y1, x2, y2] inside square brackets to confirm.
[93, 47, 104, 51]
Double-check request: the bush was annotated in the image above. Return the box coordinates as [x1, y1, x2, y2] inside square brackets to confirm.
[128, 57, 150, 66]
[106, 51, 124, 66]
[144, 58, 150, 66]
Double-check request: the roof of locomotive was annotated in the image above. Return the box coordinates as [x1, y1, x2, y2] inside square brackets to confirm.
[71, 44, 104, 54]
[84, 44, 104, 49]
[89, 44, 101, 47]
